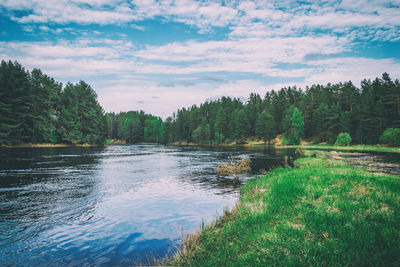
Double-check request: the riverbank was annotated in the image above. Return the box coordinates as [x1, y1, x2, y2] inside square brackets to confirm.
[170, 140, 400, 153]
[0, 143, 97, 148]
[274, 144, 400, 153]
[167, 151, 400, 266]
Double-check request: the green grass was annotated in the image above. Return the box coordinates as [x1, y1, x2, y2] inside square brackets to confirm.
[278, 144, 400, 153]
[167, 154, 400, 266]
[104, 139, 113, 145]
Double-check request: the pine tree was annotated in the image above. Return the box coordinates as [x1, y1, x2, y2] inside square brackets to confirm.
[29, 68, 62, 143]
[311, 103, 330, 141]
[0, 60, 32, 144]
[215, 107, 228, 143]
[289, 108, 304, 145]
[255, 110, 277, 143]
[234, 109, 250, 142]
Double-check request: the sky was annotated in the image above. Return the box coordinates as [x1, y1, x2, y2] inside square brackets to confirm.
[1, 0, 400, 118]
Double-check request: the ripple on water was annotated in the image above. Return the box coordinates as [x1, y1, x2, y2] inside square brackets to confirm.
[0, 145, 303, 265]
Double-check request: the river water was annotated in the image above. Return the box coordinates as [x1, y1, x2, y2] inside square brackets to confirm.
[0, 145, 298, 266]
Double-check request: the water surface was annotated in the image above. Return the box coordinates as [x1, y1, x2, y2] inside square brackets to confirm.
[0, 145, 297, 266]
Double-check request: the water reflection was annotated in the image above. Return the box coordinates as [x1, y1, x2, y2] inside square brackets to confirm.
[0, 145, 299, 266]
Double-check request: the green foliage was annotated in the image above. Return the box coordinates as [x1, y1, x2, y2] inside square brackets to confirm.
[49, 130, 60, 144]
[59, 81, 106, 144]
[234, 109, 250, 142]
[287, 107, 304, 145]
[312, 104, 330, 141]
[105, 139, 113, 145]
[1, 61, 399, 146]
[169, 155, 400, 266]
[0, 60, 32, 144]
[255, 110, 277, 143]
[379, 128, 400, 145]
[0, 60, 106, 145]
[151, 75, 398, 146]
[335, 132, 352, 146]
[192, 118, 210, 144]
[29, 68, 62, 143]
[281, 136, 288, 145]
[105, 111, 164, 144]
[214, 107, 229, 142]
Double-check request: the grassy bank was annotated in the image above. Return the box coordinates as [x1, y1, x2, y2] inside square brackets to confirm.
[167, 152, 400, 266]
[275, 144, 400, 153]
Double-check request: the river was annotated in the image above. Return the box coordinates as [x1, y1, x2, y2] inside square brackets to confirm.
[0, 145, 299, 266]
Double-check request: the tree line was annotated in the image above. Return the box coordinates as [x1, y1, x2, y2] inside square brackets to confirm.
[160, 73, 399, 145]
[0, 60, 164, 145]
[1, 60, 399, 146]
[0, 60, 107, 145]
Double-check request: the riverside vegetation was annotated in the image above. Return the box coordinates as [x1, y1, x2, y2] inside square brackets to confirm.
[167, 150, 400, 266]
[1, 60, 399, 147]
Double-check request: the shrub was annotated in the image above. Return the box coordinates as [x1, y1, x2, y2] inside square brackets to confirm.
[379, 128, 400, 145]
[217, 158, 251, 180]
[335, 132, 352, 146]
[105, 139, 113, 145]
[281, 136, 288, 145]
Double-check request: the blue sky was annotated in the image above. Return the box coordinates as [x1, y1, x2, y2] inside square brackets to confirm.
[1, 0, 400, 118]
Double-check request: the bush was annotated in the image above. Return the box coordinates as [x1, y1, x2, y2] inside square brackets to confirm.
[281, 136, 288, 145]
[335, 132, 352, 146]
[217, 158, 251, 180]
[379, 128, 400, 145]
[105, 139, 113, 145]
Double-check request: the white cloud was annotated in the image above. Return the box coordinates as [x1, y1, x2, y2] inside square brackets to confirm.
[1, 0, 399, 41]
[1, 0, 399, 116]
[304, 57, 400, 84]
[132, 36, 348, 76]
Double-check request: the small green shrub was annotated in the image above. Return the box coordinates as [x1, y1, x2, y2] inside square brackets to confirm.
[379, 128, 400, 145]
[335, 132, 352, 146]
[281, 136, 288, 145]
[105, 139, 113, 145]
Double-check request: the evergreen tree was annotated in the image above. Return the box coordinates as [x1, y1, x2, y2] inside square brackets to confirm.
[215, 107, 228, 142]
[255, 110, 277, 143]
[234, 109, 250, 142]
[59, 81, 106, 144]
[192, 118, 210, 144]
[1, 60, 399, 147]
[311, 103, 330, 141]
[0, 60, 32, 144]
[289, 108, 304, 145]
[282, 105, 295, 137]
[30, 69, 62, 143]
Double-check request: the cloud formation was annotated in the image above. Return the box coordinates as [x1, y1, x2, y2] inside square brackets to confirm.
[1, 0, 399, 39]
[0, 0, 399, 117]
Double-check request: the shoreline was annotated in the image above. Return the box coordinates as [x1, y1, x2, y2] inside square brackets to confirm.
[2, 142, 398, 153]
[166, 150, 400, 266]
[274, 144, 400, 153]
[169, 141, 400, 153]
[0, 143, 100, 148]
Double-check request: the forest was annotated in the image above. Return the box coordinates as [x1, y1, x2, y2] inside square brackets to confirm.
[160, 74, 400, 145]
[1, 60, 399, 146]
